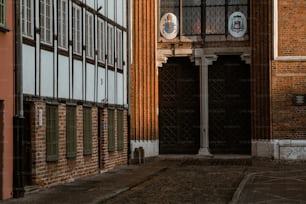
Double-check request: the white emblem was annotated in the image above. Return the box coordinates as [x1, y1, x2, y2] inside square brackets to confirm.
[228, 12, 247, 38]
[160, 13, 179, 40]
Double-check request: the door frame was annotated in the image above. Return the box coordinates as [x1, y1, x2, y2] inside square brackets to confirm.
[157, 47, 251, 155]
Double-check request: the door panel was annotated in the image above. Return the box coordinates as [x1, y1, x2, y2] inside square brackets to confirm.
[159, 57, 200, 154]
[209, 55, 251, 154]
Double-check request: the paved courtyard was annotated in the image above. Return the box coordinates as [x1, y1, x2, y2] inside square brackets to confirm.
[2, 156, 306, 204]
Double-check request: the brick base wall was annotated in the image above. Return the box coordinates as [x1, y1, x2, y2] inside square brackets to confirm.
[30, 102, 99, 187]
[99, 108, 128, 169]
[271, 61, 306, 139]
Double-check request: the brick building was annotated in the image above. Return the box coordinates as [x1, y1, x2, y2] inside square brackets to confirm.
[0, 0, 14, 199]
[130, 0, 306, 160]
[12, 0, 129, 198]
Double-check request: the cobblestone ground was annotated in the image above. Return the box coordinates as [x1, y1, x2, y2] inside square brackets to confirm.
[103, 160, 246, 204]
[103, 159, 306, 204]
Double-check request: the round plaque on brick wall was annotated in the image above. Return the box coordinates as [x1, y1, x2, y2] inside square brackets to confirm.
[228, 11, 247, 38]
[160, 13, 179, 40]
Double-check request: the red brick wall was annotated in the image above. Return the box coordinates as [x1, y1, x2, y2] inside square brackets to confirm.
[30, 102, 99, 187]
[99, 108, 128, 169]
[271, 61, 306, 139]
[278, 0, 306, 56]
[271, 0, 306, 139]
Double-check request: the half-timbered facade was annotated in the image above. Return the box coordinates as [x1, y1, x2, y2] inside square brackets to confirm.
[130, 0, 306, 160]
[17, 0, 128, 192]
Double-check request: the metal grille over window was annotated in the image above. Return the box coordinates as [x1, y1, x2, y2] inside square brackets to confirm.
[46, 105, 59, 162]
[159, 0, 249, 41]
[72, 4, 81, 54]
[182, 0, 201, 35]
[85, 12, 94, 58]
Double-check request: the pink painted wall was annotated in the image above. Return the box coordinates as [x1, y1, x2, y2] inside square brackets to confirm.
[0, 0, 14, 200]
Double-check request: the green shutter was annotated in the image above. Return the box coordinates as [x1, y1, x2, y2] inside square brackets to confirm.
[66, 106, 76, 158]
[46, 105, 58, 162]
[83, 107, 92, 155]
[117, 111, 124, 151]
[108, 109, 115, 152]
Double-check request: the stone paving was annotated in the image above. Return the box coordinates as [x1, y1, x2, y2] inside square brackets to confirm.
[1, 156, 306, 204]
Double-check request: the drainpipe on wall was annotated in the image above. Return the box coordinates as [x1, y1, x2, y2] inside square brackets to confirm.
[13, 0, 25, 198]
[127, 0, 132, 163]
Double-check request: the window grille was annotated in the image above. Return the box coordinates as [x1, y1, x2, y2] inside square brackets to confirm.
[58, 0, 68, 49]
[107, 25, 114, 66]
[46, 105, 58, 162]
[22, 0, 34, 37]
[97, 19, 105, 62]
[116, 29, 123, 69]
[72, 4, 82, 54]
[159, 0, 249, 41]
[40, 0, 53, 44]
[85, 11, 94, 58]
[83, 107, 92, 155]
[66, 106, 76, 158]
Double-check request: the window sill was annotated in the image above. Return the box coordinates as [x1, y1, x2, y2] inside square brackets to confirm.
[0, 26, 10, 33]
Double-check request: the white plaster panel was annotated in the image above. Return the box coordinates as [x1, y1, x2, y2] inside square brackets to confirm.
[58, 55, 69, 98]
[97, 0, 105, 15]
[130, 140, 159, 159]
[117, 73, 123, 105]
[123, 0, 127, 27]
[107, 0, 115, 21]
[108, 70, 115, 104]
[97, 67, 105, 103]
[40, 50, 54, 97]
[22, 45, 35, 95]
[85, 0, 95, 9]
[86, 63, 95, 102]
[73, 60, 83, 100]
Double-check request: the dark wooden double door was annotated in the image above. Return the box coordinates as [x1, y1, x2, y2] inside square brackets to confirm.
[159, 57, 200, 154]
[208, 55, 251, 154]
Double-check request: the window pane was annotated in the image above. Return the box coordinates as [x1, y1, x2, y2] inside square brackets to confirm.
[160, 0, 179, 22]
[182, 5, 201, 35]
[66, 106, 76, 158]
[206, 6, 225, 34]
[228, 0, 248, 5]
[206, 0, 225, 6]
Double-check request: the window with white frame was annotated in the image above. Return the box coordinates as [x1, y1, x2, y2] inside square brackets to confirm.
[58, 0, 68, 49]
[0, 0, 5, 27]
[97, 19, 105, 63]
[107, 25, 114, 66]
[40, 0, 53, 44]
[116, 29, 123, 69]
[72, 4, 81, 54]
[85, 11, 94, 59]
[22, 0, 34, 37]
